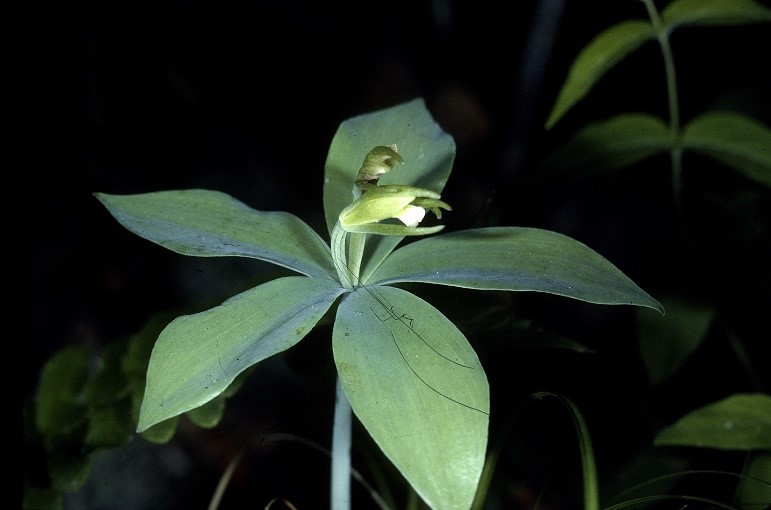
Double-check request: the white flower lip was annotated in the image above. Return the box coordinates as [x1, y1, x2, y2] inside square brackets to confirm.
[395, 205, 427, 227]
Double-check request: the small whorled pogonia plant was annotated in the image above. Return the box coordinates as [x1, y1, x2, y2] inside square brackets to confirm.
[95, 98, 663, 510]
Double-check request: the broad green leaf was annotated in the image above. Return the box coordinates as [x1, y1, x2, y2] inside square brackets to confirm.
[682, 112, 771, 188]
[127, 315, 235, 440]
[35, 345, 90, 439]
[95, 190, 336, 280]
[334, 286, 489, 510]
[369, 227, 663, 313]
[655, 393, 771, 450]
[545, 21, 655, 129]
[637, 294, 716, 385]
[137, 276, 345, 431]
[323, 98, 456, 282]
[123, 313, 174, 384]
[663, 0, 771, 29]
[538, 113, 672, 181]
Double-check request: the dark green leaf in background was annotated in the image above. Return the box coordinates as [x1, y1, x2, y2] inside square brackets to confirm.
[736, 452, 771, 510]
[545, 21, 655, 129]
[35, 345, 90, 441]
[655, 393, 771, 450]
[47, 455, 91, 494]
[682, 112, 771, 188]
[637, 294, 716, 385]
[662, 0, 771, 30]
[539, 113, 672, 180]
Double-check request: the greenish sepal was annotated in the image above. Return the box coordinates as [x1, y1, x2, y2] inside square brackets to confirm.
[339, 194, 416, 227]
[410, 197, 452, 218]
[342, 223, 446, 236]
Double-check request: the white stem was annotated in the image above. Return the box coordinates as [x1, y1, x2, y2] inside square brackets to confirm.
[330, 376, 352, 510]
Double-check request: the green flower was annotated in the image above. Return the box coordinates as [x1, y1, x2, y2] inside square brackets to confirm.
[338, 145, 452, 235]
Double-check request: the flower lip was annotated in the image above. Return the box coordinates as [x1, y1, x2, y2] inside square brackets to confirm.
[395, 205, 427, 228]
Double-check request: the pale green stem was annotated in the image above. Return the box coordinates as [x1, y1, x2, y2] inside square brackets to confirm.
[330, 224, 368, 510]
[641, 0, 686, 232]
[331, 377, 352, 510]
[331, 223, 353, 288]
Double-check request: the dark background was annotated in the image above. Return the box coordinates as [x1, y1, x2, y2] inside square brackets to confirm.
[25, 1, 770, 508]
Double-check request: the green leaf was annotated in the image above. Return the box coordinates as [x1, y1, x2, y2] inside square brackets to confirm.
[369, 227, 663, 313]
[35, 345, 90, 439]
[538, 113, 672, 181]
[637, 295, 716, 385]
[139, 416, 180, 444]
[137, 276, 345, 431]
[48, 455, 91, 494]
[123, 313, 174, 383]
[95, 189, 337, 280]
[334, 285, 488, 510]
[185, 396, 225, 428]
[655, 393, 771, 450]
[323, 98, 456, 281]
[545, 20, 655, 129]
[84, 399, 134, 448]
[85, 338, 130, 406]
[682, 112, 771, 188]
[737, 452, 771, 510]
[23, 485, 62, 510]
[82, 339, 135, 448]
[663, 0, 771, 29]
[185, 367, 254, 429]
